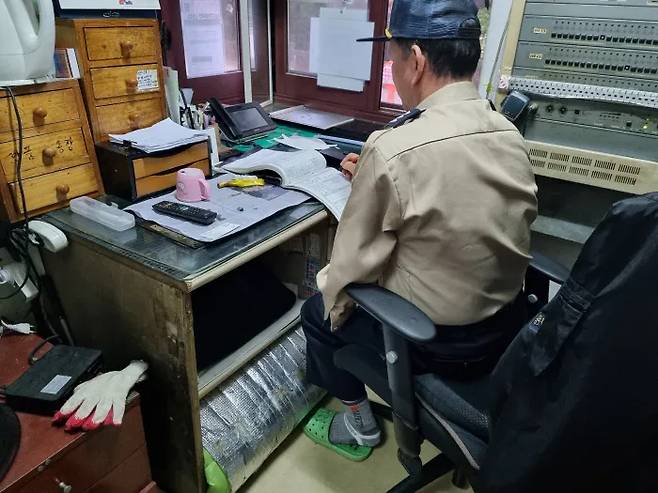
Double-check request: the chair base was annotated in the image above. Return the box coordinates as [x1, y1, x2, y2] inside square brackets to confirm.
[387, 453, 454, 493]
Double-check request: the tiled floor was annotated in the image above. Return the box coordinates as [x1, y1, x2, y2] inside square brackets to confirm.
[242, 396, 473, 493]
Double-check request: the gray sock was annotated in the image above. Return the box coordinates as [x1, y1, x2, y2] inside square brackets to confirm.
[329, 398, 381, 447]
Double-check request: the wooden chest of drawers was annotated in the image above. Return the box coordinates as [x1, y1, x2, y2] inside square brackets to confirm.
[56, 19, 167, 143]
[0, 81, 104, 222]
[95, 141, 211, 201]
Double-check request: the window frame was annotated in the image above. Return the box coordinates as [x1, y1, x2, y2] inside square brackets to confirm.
[273, 0, 401, 122]
[160, 0, 245, 104]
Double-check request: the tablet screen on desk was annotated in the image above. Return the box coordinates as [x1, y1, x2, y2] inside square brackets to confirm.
[231, 108, 270, 132]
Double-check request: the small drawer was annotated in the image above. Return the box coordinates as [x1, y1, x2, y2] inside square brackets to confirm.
[90, 64, 160, 100]
[96, 98, 164, 138]
[88, 445, 152, 492]
[16, 400, 145, 493]
[84, 26, 159, 62]
[0, 89, 79, 136]
[135, 159, 209, 198]
[133, 142, 209, 179]
[11, 163, 98, 213]
[0, 128, 90, 181]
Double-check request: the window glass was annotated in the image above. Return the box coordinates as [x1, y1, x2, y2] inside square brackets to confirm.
[380, 0, 492, 107]
[472, 0, 491, 88]
[380, 1, 401, 106]
[179, 0, 240, 78]
[287, 0, 369, 76]
[249, 0, 272, 103]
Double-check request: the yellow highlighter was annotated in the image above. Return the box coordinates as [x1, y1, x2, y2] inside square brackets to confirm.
[218, 177, 266, 188]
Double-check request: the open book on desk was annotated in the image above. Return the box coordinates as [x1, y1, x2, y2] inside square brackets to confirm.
[221, 149, 351, 220]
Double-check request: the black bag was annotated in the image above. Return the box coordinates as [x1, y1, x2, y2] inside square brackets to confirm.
[479, 193, 658, 493]
[0, 405, 20, 481]
[193, 260, 296, 370]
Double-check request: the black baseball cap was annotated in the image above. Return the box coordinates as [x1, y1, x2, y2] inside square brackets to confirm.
[357, 0, 481, 42]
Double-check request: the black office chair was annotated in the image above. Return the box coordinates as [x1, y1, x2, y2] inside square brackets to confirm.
[334, 193, 658, 493]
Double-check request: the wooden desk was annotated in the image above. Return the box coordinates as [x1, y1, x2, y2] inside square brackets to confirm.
[41, 200, 331, 493]
[0, 335, 156, 493]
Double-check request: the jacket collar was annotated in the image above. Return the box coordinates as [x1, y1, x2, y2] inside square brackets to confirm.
[417, 81, 481, 110]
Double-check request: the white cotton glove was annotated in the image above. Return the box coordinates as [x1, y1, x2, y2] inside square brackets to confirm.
[52, 360, 147, 432]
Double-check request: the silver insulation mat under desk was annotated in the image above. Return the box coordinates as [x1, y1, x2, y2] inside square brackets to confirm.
[200, 327, 325, 491]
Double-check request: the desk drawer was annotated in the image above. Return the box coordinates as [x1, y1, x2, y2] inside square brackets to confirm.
[15, 403, 145, 493]
[90, 65, 160, 100]
[133, 142, 209, 179]
[0, 128, 90, 181]
[84, 26, 159, 63]
[11, 163, 98, 213]
[135, 159, 209, 198]
[96, 98, 164, 138]
[88, 445, 152, 492]
[0, 89, 79, 137]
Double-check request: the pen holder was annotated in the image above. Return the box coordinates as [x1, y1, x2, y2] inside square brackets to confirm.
[176, 168, 210, 202]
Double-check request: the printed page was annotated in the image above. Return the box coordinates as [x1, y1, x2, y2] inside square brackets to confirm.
[287, 167, 351, 220]
[126, 174, 309, 242]
[222, 149, 326, 181]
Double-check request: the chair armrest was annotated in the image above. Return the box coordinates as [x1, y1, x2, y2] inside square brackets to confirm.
[346, 283, 437, 343]
[529, 251, 570, 285]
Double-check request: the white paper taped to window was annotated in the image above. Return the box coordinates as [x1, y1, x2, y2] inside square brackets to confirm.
[319, 7, 368, 21]
[317, 73, 364, 92]
[309, 17, 320, 75]
[317, 17, 374, 81]
[180, 0, 226, 79]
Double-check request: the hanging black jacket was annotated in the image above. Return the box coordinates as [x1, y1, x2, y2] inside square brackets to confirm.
[479, 192, 658, 493]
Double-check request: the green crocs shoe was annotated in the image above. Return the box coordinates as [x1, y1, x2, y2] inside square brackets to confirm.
[303, 408, 372, 462]
[204, 449, 231, 493]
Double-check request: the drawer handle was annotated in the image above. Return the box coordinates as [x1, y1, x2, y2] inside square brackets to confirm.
[43, 147, 57, 163]
[55, 479, 72, 493]
[56, 184, 70, 195]
[33, 107, 48, 120]
[128, 112, 140, 129]
[120, 40, 134, 57]
[125, 79, 138, 90]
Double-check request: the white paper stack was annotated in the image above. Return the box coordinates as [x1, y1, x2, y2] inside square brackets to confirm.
[274, 135, 335, 150]
[109, 118, 209, 153]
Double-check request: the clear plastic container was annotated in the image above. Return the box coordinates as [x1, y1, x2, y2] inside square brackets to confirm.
[69, 197, 135, 231]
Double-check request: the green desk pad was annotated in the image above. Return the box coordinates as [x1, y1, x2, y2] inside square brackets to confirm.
[232, 124, 317, 152]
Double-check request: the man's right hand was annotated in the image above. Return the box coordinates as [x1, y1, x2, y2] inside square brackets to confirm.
[340, 153, 360, 181]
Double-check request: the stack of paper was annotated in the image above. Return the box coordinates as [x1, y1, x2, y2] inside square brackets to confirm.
[274, 134, 335, 150]
[109, 118, 209, 153]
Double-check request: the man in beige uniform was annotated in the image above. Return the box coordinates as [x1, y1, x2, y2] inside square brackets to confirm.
[302, 0, 537, 454]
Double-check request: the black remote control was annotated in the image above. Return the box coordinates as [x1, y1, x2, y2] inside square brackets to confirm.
[152, 201, 217, 225]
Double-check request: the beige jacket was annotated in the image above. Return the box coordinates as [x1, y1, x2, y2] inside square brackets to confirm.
[317, 82, 538, 330]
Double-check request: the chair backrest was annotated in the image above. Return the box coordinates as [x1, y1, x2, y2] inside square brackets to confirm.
[477, 193, 658, 493]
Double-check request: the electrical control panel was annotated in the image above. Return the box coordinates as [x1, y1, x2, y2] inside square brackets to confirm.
[499, 0, 658, 194]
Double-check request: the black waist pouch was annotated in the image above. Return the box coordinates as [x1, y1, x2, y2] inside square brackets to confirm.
[192, 260, 296, 370]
